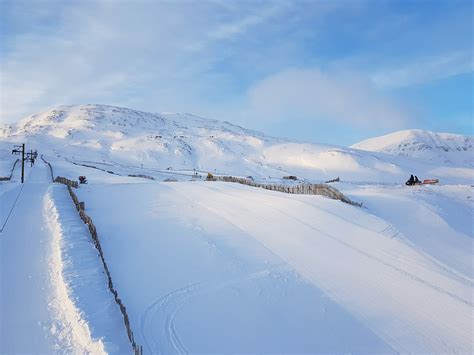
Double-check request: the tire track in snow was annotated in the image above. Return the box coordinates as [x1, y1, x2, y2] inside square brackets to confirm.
[140, 267, 287, 354]
[207, 182, 474, 294]
[171, 183, 473, 353]
[140, 283, 201, 354]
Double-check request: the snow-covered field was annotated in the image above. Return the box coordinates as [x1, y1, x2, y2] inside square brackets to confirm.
[1, 105, 473, 353]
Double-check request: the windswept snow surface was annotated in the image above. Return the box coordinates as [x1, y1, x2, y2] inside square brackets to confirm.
[1, 105, 473, 353]
[71, 170, 473, 354]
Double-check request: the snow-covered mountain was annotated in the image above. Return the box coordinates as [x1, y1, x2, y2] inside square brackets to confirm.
[352, 129, 474, 167]
[2, 105, 473, 354]
[1, 105, 472, 183]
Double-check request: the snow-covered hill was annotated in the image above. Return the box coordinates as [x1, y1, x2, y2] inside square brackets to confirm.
[1, 104, 472, 184]
[352, 129, 474, 167]
[1, 105, 472, 354]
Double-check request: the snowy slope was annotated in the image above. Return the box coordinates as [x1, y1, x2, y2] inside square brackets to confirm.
[1, 104, 473, 354]
[1, 104, 473, 184]
[68, 170, 472, 354]
[352, 129, 474, 167]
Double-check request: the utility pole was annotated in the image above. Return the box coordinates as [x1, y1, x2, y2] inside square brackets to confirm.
[12, 144, 25, 183]
[11, 144, 37, 183]
[21, 144, 25, 183]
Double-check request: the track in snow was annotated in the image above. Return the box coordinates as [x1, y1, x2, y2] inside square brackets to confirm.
[170, 182, 473, 353]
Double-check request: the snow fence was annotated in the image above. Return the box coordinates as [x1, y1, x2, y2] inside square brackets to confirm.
[42, 156, 143, 354]
[211, 175, 362, 207]
[65, 185, 142, 355]
[0, 159, 19, 181]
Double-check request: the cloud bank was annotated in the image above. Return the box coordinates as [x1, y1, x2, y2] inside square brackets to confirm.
[0, 0, 471, 144]
[244, 68, 411, 129]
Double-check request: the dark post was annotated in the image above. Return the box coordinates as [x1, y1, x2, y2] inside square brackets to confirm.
[21, 143, 25, 183]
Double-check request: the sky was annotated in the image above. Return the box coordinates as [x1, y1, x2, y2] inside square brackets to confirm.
[0, 0, 472, 145]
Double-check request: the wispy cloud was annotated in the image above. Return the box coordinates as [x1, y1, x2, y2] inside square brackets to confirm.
[241, 68, 411, 129]
[0, 0, 472, 143]
[208, 2, 288, 40]
[372, 51, 473, 87]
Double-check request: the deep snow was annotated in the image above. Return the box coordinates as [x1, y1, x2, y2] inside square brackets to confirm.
[0, 104, 473, 354]
[70, 176, 472, 353]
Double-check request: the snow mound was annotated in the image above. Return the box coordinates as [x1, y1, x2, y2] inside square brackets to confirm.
[352, 129, 474, 167]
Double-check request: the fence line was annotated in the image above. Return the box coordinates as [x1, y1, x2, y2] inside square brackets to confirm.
[65, 185, 142, 355]
[0, 159, 20, 181]
[66, 158, 121, 176]
[41, 155, 54, 182]
[210, 175, 362, 207]
[54, 176, 79, 188]
[44, 156, 142, 354]
[127, 174, 155, 180]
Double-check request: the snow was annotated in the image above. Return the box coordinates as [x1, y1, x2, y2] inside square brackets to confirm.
[73, 181, 394, 353]
[352, 129, 474, 167]
[1, 164, 57, 353]
[44, 191, 107, 354]
[1, 104, 473, 353]
[67, 177, 472, 353]
[44, 185, 130, 353]
[1, 163, 129, 353]
[4, 104, 473, 184]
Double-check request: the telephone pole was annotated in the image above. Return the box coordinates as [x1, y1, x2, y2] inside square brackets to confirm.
[21, 145, 25, 182]
[11, 144, 37, 183]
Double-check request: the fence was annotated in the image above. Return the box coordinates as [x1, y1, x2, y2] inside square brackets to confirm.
[54, 176, 79, 188]
[211, 175, 362, 207]
[128, 174, 155, 180]
[0, 159, 20, 181]
[41, 155, 54, 182]
[67, 159, 121, 176]
[43, 156, 142, 354]
[66, 185, 142, 355]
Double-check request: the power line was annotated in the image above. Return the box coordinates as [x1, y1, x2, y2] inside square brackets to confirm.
[0, 183, 25, 233]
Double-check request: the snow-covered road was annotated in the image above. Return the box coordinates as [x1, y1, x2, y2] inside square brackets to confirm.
[1, 162, 129, 353]
[0, 163, 57, 352]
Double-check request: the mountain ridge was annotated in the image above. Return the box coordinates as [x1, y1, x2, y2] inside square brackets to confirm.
[1, 104, 472, 184]
[352, 129, 473, 167]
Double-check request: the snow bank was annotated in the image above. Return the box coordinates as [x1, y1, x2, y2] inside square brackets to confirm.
[44, 186, 130, 353]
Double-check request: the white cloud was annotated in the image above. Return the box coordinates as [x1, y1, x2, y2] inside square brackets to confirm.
[1, 0, 294, 123]
[242, 68, 412, 129]
[372, 51, 473, 88]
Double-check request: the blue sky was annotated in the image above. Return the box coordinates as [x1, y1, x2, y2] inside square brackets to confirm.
[0, 0, 472, 145]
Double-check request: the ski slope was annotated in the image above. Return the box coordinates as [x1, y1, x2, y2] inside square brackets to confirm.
[71, 170, 472, 353]
[0, 104, 472, 353]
